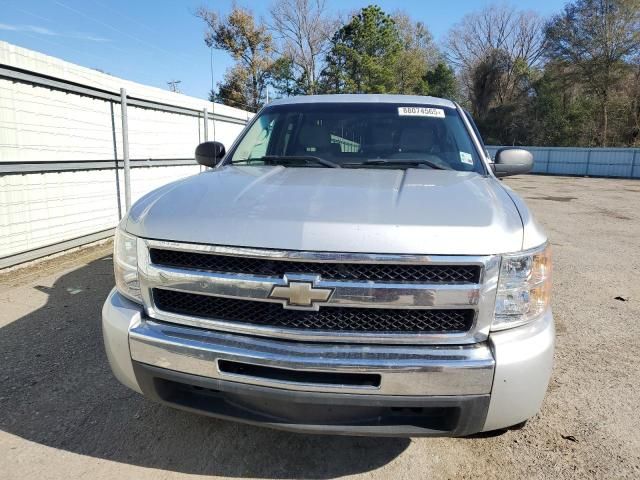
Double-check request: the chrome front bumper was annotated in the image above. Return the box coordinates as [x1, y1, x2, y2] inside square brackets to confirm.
[129, 318, 495, 397]
[102, 289, 554, 435]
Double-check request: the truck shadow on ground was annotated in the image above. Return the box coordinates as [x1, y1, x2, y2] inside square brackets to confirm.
[0, 256, 410, 478]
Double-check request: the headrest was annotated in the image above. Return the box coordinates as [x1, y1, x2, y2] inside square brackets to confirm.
[369, 126, 394, 150]
[298, 124, 331, 150]
[399, 127, 432, 152]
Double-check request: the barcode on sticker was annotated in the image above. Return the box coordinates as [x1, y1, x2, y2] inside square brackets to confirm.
[398, 107, 445, 118]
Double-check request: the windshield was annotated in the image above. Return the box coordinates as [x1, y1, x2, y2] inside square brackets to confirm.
[227, 102, 485, 173]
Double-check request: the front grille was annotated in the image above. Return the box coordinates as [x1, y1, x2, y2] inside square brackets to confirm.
[153, 289, 474, 333]
[149, 249, 481, 283]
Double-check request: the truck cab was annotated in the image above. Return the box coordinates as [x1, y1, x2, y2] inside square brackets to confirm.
[103, 95, 553, 436]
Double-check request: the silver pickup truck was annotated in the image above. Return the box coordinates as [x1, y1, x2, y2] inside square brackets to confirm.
[102, 94, 554, 436]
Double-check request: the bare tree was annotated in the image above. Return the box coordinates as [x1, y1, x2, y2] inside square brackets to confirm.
[446, 5, 546, 108]
[447, 5, 545, 69]
[269, 0, 336, 94]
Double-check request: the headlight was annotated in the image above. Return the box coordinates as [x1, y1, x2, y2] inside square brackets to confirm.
[114, 228, 141, 303]
[493, 243, 552, 330]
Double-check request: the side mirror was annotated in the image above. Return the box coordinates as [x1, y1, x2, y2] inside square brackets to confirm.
[492, 148, 533, 177]
[195, 141, 225, 167]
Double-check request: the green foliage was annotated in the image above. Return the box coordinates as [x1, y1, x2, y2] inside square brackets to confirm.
[544, 0, 640, 145]
[469, 49, 511, 118]
[445, 0, 639, 146]
[197, 6, 273, 110]
[392, 13, 439, 95]
[209, 65, 253, 110]
[321, 6, 402, 93]
[394, 47, 429, 95]
[424, 63, 458, 100]
[527, 67, 595, 146]
[270, 57, 306, 98]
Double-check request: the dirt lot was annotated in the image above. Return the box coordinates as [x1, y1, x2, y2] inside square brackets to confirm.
[1, 175, 639, 479]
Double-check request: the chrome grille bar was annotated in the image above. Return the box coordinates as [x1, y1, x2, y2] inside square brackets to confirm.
[138, 239, 500, 345]
[143, 264, 481, 309]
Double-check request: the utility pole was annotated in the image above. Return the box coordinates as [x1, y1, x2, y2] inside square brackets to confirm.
[167, 79, 182, 93]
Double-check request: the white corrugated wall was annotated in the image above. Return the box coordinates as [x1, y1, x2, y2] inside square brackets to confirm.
[0, 41, 251, 266]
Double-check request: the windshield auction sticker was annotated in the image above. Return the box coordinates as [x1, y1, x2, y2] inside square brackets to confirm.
[397, 107, 445, 118]
[460, 152, 474, 165]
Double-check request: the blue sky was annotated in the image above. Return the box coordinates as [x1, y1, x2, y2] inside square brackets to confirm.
[0, 0, 567, 99]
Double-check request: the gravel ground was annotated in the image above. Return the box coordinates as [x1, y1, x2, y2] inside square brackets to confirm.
[1, 175, 639, 479]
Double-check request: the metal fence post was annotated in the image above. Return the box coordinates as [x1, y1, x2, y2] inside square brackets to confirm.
[120, 88, 132, 211]
[203, 107, 209, 141]
[212, 101, 216, 142]
[631, 149, 638, 179]
[201, 107, 209, 172]
[110, 102, 122, 219]
[585, 148, 592, 176]
[545, 148, 551, 174]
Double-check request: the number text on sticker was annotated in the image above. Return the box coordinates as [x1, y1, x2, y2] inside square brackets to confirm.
[398, 107, 445, 118]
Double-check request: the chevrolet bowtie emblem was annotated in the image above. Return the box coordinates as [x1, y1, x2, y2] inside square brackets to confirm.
[269, 281, 333, 308]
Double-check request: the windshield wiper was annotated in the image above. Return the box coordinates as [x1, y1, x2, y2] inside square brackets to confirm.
[342, 159, 451, 170]
[261, 155, 341, 168]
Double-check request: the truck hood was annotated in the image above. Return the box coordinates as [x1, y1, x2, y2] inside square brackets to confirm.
[126, 166, 524, 255]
